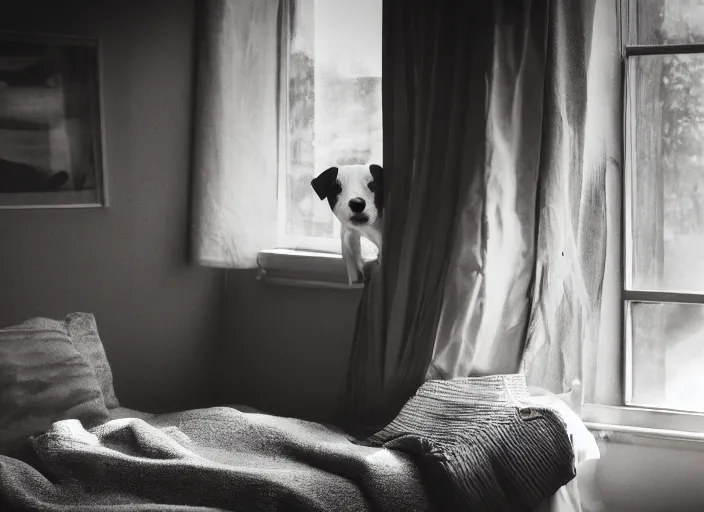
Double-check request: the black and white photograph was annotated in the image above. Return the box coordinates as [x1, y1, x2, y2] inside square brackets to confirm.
[4, 1, 704, 511]
[0, 32, 106, 208]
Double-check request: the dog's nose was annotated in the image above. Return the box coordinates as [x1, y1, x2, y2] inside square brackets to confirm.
[348, 198, 366, 213]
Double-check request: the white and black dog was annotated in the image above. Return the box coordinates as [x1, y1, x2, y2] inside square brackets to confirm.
[311, 164, 383, 285]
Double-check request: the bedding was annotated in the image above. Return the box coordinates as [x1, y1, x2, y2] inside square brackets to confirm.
[0, 405, 433, 511]
[0, 314, 600, 511]
[0, 317, 110, 456]
[65, 312, 120, 409]
[361, 375, 576, 511]
[0, 399, 597, 512]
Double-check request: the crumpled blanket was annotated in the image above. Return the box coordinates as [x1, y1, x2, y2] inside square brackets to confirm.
[360, 375, 577, 512]
[0, 406, 433, 511]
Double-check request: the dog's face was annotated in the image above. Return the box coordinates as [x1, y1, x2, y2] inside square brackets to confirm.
[311, 164, 383, 229]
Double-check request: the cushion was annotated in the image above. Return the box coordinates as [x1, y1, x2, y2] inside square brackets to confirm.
[65, 312, 120, 408]
[0, 316, 110, 455]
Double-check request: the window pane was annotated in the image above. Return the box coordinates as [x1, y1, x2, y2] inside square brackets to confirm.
[634, 0, 704, 45]
[629, 301, 704, 412]
[629, 53, 704, 292]
[285, 0, 382, 242]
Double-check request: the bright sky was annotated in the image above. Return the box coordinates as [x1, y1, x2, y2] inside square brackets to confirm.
[314, 0, 382, 77]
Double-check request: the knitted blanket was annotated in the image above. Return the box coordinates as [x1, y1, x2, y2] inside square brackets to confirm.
[0, 406, 433, 511]
[359, 374, 576, 512]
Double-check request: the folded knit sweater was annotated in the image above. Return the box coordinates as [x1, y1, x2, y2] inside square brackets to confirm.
[358, 374, 575, 512]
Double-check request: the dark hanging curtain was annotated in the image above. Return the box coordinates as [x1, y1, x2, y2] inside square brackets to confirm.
[336, 0, 615, 438]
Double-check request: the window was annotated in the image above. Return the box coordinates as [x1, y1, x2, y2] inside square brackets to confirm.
[624, 0, 704, 414]
[278, 0, 382, 257]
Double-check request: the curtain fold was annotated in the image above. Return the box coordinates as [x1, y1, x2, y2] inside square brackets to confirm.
[338, 0, 617, 435]
[190, 0, 280, 268]
[522, 0, 608, 394]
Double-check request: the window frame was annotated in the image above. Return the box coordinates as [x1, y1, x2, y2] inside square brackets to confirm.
[276, 0, 342, 257]
[274, 0, 382, 260]
[260, 0, 379, 287]
[582, 0, 704, 441]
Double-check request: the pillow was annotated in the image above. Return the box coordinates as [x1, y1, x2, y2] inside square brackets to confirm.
[0, 316, 110, 455]
[65, 312, 120, 408]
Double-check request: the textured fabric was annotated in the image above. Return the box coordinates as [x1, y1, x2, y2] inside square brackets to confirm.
[0, 406, 434, 511]
[576, 0, 622, 405]
[528, 387, 604, 512]
[427, 0, 552, 383]
[360, 374, 575, 512]
[65, 312, 120, 409]
[0, 317, 109, 456]
[338, 0, 617, 432]
[520, 0, 615, 394]
[190, 0, 280, 268]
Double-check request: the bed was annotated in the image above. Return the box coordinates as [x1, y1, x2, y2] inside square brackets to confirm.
[0, 314, 600, 512]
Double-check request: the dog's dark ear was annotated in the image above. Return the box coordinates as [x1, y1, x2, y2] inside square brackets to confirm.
[369, 164, 384, 212]
[369, 164, 383, 186]
[311, 167, 339, 200]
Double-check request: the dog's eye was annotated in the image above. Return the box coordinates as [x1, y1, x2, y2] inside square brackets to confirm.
[367, 181, 378, 193]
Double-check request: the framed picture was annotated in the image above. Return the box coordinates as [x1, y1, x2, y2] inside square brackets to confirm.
[0, 31, 107, 209]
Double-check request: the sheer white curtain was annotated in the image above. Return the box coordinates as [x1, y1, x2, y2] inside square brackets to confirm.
[191, 0, 280, 268]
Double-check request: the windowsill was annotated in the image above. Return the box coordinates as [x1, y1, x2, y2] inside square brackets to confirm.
[583, 403, 704, 450]
[257, 249, 372, 289]
[586, 423, 704, 452]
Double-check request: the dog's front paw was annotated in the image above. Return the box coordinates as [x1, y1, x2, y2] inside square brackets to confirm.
[346, 268, 364, 286]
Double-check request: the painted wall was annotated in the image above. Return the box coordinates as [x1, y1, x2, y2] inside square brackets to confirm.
[0, 0, 224, 413]
[220, 269, 361, 423]
[594, 442, 704, 512]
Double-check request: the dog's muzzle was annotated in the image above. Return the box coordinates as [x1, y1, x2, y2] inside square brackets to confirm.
[348, 197, 370, 225]
[350, 214, 369, 225]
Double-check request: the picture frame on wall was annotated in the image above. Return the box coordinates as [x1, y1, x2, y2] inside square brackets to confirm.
[0, 31, 107, 209]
